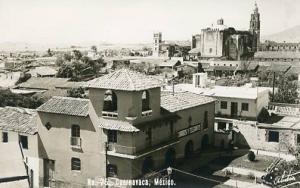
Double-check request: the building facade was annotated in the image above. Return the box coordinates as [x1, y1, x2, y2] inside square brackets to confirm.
[33, 69, 216, 187]
[190, 3, 260, 61]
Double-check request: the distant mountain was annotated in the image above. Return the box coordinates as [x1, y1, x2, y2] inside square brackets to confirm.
[262, 25, 300, 43]
[0, 41, 153, 52]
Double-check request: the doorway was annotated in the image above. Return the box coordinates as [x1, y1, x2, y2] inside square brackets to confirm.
[184, 140, 194, 158]
[44, 159, 55, 187]
[231, 102, 238, 117]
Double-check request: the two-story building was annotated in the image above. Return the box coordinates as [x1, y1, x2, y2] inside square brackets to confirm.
[174, 73, 272, 149]
[0, 107, 39, 188]
[36, 69, 216, 186]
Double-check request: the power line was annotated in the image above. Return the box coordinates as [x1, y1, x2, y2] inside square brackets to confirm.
[171, 167, 223, 184]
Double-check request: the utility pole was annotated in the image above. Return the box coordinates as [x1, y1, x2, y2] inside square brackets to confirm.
[105, 141, 108, 188]
[272, 72, 275, 102]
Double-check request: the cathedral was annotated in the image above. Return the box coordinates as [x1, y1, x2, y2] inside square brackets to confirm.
[189, 3, 260, 61]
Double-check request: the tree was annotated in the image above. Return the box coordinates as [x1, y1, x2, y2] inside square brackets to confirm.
[67, 87, 85, 98]
[247, 151, 256, 162]
[47, 48, 53, 56]
[56, 64, 74, 79]
[257, 107, 270, 123]
[73, 50, 82, 60]
[91, 45, 97, 53]
[0, 89, 43, 109]
[63, 53, 72, 62]
[270, 75, 298, 104]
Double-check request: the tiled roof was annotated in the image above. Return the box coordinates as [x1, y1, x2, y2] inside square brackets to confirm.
[18, 77, 70, 90]
[161, 91, 215, 113]
[0, 107, 37, 135]
[99, 118, 140, 132]
[254, 51, 300, 59]
[87, 69, 163, 91]
[37, 96, 89, 117]
[213, 66, 240, 71]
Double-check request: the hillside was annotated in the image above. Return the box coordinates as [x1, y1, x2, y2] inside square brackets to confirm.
[262, 25, 300, 43]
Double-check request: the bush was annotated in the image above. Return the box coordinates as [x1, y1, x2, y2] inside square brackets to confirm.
[224, 169, 232, 176]
[257, 107, 270, 123]
[247, 172, 255, 180]
[248, 151, 256, 162]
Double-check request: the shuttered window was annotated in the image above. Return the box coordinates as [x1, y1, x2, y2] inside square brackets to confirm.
[71, 158, 81, 171]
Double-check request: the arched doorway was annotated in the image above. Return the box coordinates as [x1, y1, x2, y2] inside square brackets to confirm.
[184, 140, 194, 158]
[201, 134, 209, 150]
[165, 148, 176, 167]
[142, 156, 154, 174]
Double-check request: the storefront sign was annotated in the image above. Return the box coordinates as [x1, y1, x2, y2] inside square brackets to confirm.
[177, 124, 201, 138]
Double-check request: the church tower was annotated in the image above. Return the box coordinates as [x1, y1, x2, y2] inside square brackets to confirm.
[153, 32, 162, 57]
[249, 2, 260, 52]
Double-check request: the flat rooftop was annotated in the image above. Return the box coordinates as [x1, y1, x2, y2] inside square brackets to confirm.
[172, 84, 272, 100]
[259, 116, 300, 130]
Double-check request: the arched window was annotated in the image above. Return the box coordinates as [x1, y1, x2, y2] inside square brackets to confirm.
[103, 90, 118, 112]
[142, 91, 151, 111]
[71, 157, 81, 171]
[71, 125, 80, 138]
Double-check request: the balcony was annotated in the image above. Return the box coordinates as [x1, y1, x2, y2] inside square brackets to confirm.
[106, 137, 179, 158]
[107, 143, 136, 155]
[141, 110, 152, 117]
[102, 111, 118, 119]
[70, 137, 82, 149]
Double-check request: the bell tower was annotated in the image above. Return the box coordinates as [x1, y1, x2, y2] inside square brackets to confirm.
[153, 32, 162, 57]
[249, 2, 260, 52]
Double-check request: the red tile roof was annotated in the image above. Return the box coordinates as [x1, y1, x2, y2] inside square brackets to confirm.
[161, 91, 215, 112]
[0, 107, 37, 135]
[37, 96, 89, 117]
[86, 69, 163, 91]
[99, 118, 140, 132]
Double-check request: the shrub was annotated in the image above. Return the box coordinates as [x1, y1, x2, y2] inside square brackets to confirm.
[248, 151, 256, 162]
[224, 169, 232, 176]
[247, 172, 255, 180]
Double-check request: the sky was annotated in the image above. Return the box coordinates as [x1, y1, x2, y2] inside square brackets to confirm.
[0, 0, 299, 45]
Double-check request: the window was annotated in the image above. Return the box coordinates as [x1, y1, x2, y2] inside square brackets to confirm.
[209, 48, 213, 53]
[71, 125, 80, 138]
[71, 158, 81, 171]
[108, 130, 117, 143]
[142, 91, 151, 111]
[203, 111, 208, 129]
[217, 122, 226, 131]
[146, 128, 152, 141]
[268, 131, 279, 142]
[229, 123, 233, 130]
[107, 164, 118, 177]
[103, 90, 118, 112]
[2, 132, 8, 143]
[188, 116, 192, 126]
[297, 134, 300, 145]
[170, 121, 174, 136]
[19, 135, 28, 149]
[242, 103, 249, 111]
[220, 101, 227, 109]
